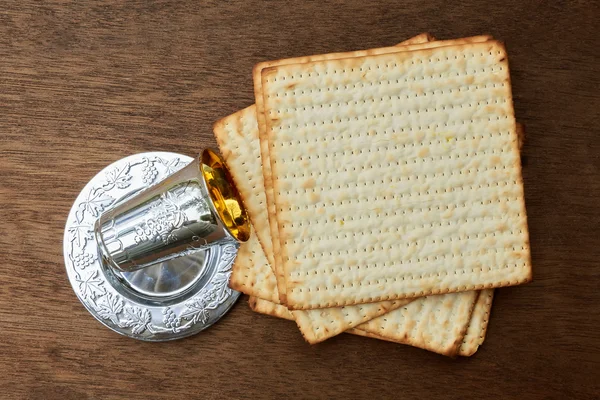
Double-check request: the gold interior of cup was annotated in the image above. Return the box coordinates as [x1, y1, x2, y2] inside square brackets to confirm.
[201, 149, 251, 242]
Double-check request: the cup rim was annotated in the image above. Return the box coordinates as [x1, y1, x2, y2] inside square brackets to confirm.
[199, 148, 251, 243]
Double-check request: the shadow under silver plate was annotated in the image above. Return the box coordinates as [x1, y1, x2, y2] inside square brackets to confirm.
[63, 152, 240, 341]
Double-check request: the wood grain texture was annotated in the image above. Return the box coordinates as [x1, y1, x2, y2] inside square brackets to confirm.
[0, 1, 598, 399]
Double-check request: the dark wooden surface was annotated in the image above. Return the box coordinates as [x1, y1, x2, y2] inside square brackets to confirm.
[1, 1, 599, 399]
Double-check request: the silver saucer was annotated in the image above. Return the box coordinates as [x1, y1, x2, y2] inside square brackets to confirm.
[64, 152, 240, 341]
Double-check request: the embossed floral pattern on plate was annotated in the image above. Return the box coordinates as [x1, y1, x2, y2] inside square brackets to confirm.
[63, 152, 240, 341]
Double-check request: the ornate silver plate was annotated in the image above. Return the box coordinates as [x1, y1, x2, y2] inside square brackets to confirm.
[64, 152, 240, 341]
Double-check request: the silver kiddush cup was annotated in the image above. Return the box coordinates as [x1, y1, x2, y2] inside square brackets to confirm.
[95, 149, 250, 273]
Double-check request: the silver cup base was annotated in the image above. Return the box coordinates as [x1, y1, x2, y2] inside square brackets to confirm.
[116, 251, 209, 298]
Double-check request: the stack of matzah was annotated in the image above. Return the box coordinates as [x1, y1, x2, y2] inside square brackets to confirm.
[213, 33, 531, 357]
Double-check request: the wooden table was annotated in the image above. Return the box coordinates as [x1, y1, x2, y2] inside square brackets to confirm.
[1, 1, 598, 398]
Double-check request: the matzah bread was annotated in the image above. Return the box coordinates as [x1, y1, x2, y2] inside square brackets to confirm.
[219, 36, 497, 342]
[398, 32, 435, 45]
[357, 291, 478, 356]
[253, 35, 484, 303]
[458, 289, 494, 356]
[290, 299, 410, 343]
[230, 47, 522, 352]
[260, 40, 532, 309]
[249, 291, 481, 357]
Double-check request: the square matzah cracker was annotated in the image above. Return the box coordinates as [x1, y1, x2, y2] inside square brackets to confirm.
[249, 289, 487, 356]
[356, 291, 478, 356]
[261, 41, 532, 309]
[290, 298, 410, 343]
[351, 289, 494, 356]
[220, 36, 495, 342]
[395, 32, 435, 45]
[458, 289, 494, 356]
[218, 36, 499, 342]
[253, 35, 492, 304]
